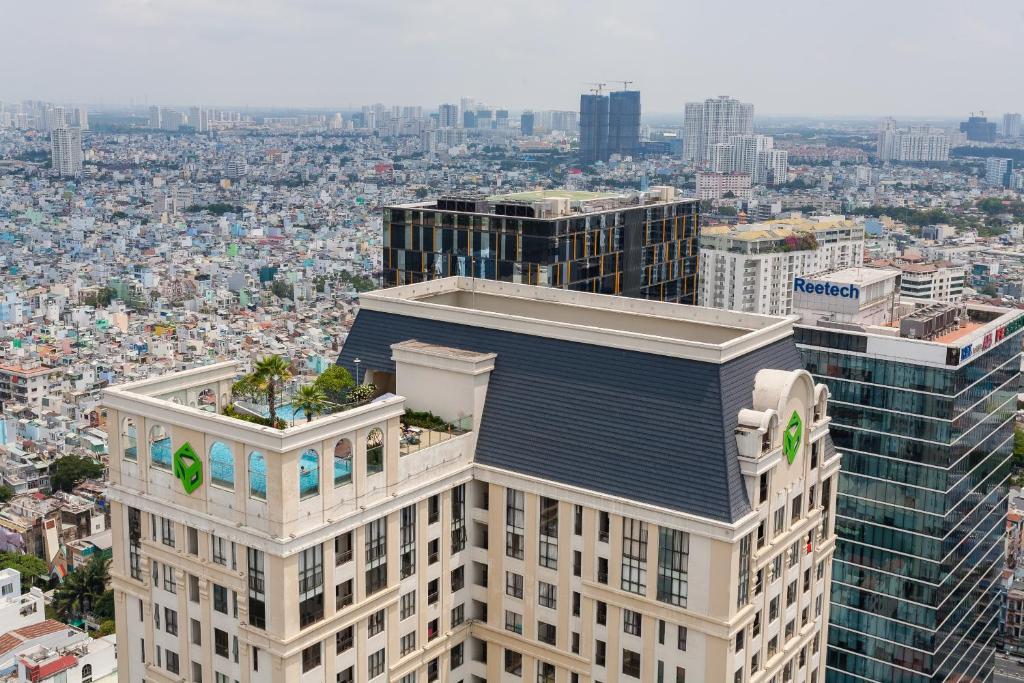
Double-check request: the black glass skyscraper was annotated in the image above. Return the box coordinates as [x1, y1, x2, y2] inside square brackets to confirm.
[579, 94, 609, 164]
[609, 90, 641, 158]
[382, 189, 700, 303]
[520, 111, 534, 136]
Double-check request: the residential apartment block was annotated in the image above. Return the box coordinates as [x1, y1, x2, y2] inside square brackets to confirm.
[105, 278, 839, 683]
[699, 217, 865, 316]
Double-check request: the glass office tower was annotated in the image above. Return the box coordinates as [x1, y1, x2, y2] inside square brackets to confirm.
[793, 270, 1024, 683]
[382, 188, 700, 303]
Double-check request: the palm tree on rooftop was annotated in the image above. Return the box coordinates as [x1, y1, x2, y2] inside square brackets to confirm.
[291, 384, 327, 424]
[253, 355, 292, 426]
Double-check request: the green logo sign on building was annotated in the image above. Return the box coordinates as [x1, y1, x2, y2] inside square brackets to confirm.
[783, 410, 803, 465]
[173, 442, 203, 494]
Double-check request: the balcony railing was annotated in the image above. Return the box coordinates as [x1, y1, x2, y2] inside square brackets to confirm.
[399, 415, 473, 456]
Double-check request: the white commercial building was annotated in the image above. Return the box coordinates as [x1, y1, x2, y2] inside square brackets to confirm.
[876, 119, 950, 162]
[893, 261, 965, 302]
[699, 217, 865, 315]
[105, 278, 838, 683]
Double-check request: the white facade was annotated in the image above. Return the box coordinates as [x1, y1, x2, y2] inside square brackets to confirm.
[0, 569, 45, 633]
[897, 262, 966, 302]
[696, 172, 752, 200]
[104, 279, 838, 683]
[1004, 112, 1021, 138]
[699, 218, 865, 316]
[683, 96, 754, 163]
[50, 127, 83, 177]
[877, 119, 950, 162]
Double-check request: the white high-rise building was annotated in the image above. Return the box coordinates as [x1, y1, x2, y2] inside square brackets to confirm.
[50, 126, 83, 177]
[73, 106, 89, 130]
[438, 103, 459, 128]
[148, 105, 162, 129]
[1004, 112, 1021, 137]
[190, 107, 209, 132]
[683, 96, 754, 163]
[699, 216, 865, 315]
[104, 278, 839, 683]
[705, 134, 786, 185]
[756, 148, 789, 186]
[876, 119, 950, 162]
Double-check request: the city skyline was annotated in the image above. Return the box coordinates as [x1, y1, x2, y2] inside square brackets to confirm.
[4, 0, 1023, 117]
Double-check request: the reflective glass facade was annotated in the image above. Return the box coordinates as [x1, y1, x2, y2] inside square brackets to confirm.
[382, 200, 700, 303]
[796, 327, 1021, 683]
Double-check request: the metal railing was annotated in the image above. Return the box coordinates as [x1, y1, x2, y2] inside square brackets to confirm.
[399, 415, 473, 456]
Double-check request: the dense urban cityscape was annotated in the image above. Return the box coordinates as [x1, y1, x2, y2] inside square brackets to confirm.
[3, 34, 1024, 683]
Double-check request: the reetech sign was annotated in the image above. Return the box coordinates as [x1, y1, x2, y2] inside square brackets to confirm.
[793, 278, 860, 299]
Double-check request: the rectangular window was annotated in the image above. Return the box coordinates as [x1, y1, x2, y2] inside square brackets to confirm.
[537, 621, 556, 645]
[400, 504, 416, 578]
[400, 590, 416, 619]
[505, 649, 522, 675]
[538, 581, 557, 609]
[657, 527, 689, 607]
[163, 564, 176, 593]
[368, 649, 385, 678]
[368, 608, 385, 636]
[298, 544, 324, 627]
[337, 579, 354, 608]
[128, 507, 142, 580]
[599, 511, 610, 542]
[211, 535, 227, 565]
[623, 609, 642, 637]
[451, 565, 465, 592]
[791, 494, 802, 523]
[338, 666, 354, 683]
[538, 661, 555, 683]
[451, 603, 464, 627]
[506, 489, 525, 559]
[214, 628, 229, 658]
[164, 607, 177, 635]
[336, 626, 353, 653]
[538, 497, 558, 569]
[505, 610, 523, 634]
[506, 571, 524, 599]
[428, 494, 440, 524]
[191, 618, 201, 645]
[301, 643, 321, 673]
[247, 547, 266, 630]
[213, 584, 227, 614]
[451, 484, 467, 552]
[574, 504, 583, 535]
[166, 650, 179, 675]
[335, 531, 353, 565]
[161, 517, 175, 547]
[678, 625, 688, 650]
[400, 631, 416, 656]
[596, 640, 606, 666]
[428, 578, 439, 604]
[737, 533, 752, 608]
[596, 600, 607, 625]
[187, 526, 199, 555]
[622, 649, 641, 678]
[365, 517, 388, 595]
[621, 518, 648, 595]
[773, 507, 785, 537]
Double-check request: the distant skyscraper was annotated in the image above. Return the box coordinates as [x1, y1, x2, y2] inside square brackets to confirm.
[960, 115, 997, 142]
[438, 103, 459, 128]
[986, 157, 1014, 187]
[1004, 112, 1021, 137]
[520, 111, 535, 136]
[877, 118, 950, 162]
[50, 126, 83, 177]
[189, 107, 209, 132]
[683, 96, 754, 163]
[607, 90, 641, 158]
[462, 110, 476, 129]
[148, 105, 161, 130]
[73, 107, 89, 130]
[579, 93, 610, 164]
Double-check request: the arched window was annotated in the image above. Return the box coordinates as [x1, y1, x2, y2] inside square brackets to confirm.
[366, 428, 384, 476]
[198, 387, 217, 412]
[81, 664, 93, 683]
[248, 451, 266, 500]
[122, 417, 138, 461]
[149, 424, 171, 469]
[333, 439, 352, 487]
[210, 441, 234, 489]
[299, 449, 320, 499]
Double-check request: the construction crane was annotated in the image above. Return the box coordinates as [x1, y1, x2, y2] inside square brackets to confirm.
[582, 82, 607, 96]
[617, 80, 634, 91]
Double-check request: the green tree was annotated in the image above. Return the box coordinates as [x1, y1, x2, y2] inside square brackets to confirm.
[312, 365, 355, 404]
[270, 279, 294, 300]
[1014, 426, 1024, 469]
[96, 619, 116, 637]
[53, 555, 110, 621]
[291, 385, 327, 423]
[51, 455, 104, 493]
[0, 552, 48, 589]
[252, 355, 292, 426]
[0, 484, 14, 502]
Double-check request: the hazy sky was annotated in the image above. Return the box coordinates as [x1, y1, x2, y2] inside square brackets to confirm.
[5, 0, 1023, 117]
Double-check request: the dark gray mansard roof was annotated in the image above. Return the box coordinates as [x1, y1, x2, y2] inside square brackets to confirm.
[337, 308, 807, 524]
